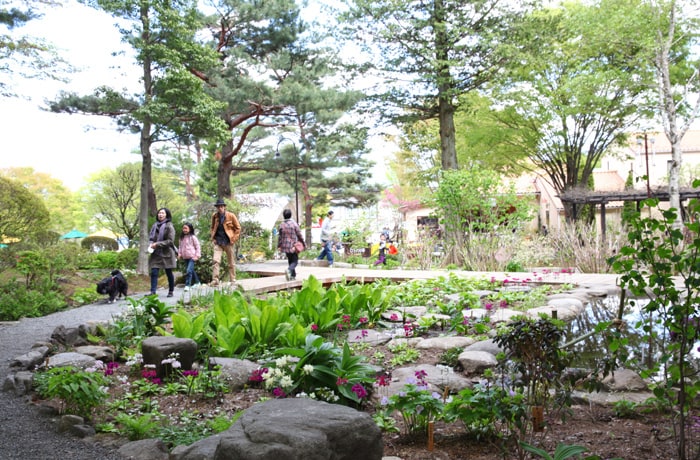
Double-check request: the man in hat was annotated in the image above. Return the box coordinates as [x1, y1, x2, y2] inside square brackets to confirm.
[209, 198, 242, 286]
[316, 210, 335, 267]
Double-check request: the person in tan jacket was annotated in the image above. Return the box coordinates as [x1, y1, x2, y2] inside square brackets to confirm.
[209, 198, 241, 286]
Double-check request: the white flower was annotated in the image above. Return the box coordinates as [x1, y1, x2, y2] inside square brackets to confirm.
[171, 360, 181, 369]
[302, 364, 314, 375]
[280, 375, 293, 389]
[275, 356, 289, 367]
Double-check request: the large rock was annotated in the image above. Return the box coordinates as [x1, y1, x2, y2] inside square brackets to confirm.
[118, 438, 169, 460]
[141, 336, 197, 378]
[457, 350, 498, 375]
[210, 357, 261, 391]
[9, 346, 50, 370]
[174, 398, 383, 460]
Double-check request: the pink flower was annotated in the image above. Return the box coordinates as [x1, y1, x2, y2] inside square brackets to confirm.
[376, 374, 390, 387]
[359, 316, 368, 324]
[390, 313, 399, 321]
[310, 323, 318, 331]
[272, 387, 286, 398]
[337, 377, 348, 386]
[352, 383, 367, 399]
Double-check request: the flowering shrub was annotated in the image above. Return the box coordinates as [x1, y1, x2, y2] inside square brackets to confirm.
[383, 370, 447, 435]
[250, 334, 376, 406]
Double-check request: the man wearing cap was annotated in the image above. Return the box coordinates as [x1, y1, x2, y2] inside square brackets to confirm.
[209, 198, 242, 286]
[316, 210, 335, 267]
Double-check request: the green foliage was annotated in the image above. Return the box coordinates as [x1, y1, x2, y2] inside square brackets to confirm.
[34, 366, 110, 419]
[0, 279, 65, 321]
[0, 175, 51, 242]
[519, 442, 591, 460]
[609, 192, 700, 459]
[115, 248, 139, 270]
[443, 382, 528, 439]
[383, 371, 446, 435]
[494, 316, 569, 406]
[262, 334, 377, 406]
[115, 413, 160, 441]
[387, 341, 420, 367]
[81, 237, 119, 253]
[612, 399, 638, 419]
[71, 286, 103, 306]
[105, 296, 174, 355]
[438, 347, 464, 369]
[372, 410, 400, 433]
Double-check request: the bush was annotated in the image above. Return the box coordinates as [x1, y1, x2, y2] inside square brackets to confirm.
[81, 236, 119, 252]
[0, 280, 65, 320]
[115, 248, 138, 270]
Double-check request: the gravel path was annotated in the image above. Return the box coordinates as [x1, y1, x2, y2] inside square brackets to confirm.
[0, 292, 182, 460]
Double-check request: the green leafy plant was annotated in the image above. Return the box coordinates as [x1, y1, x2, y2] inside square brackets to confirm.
[493, 316, 570, 406]
[612, 399, 638, 418]
[610, 191, 700, 460]
[387, 341, 420, 367]
[34, 366, 110, 419]
[519, 442, 592, 460]
[257, 334, 376, 406]
[383, 370, 445, 435]
[115, 413, 161, 441]
[372, 410, 400, 433]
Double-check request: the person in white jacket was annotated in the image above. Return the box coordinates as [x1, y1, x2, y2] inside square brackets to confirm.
[316, 210, 335, 266]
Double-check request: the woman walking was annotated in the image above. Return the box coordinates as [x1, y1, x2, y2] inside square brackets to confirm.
[277, 209, 305, 281]
[148, 207, 177, 297]
[178, 223, 201, 291]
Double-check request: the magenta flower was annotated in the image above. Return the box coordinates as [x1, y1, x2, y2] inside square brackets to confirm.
[336, 376, 348, 386]
[183, 369, 199, 377]
[484, 302, 494, 311]
[390, 313, 399, 321]
[375, 374, 390, 387]
[272, 387, 286, 398]
[249, 367, 268, 382]
[342, 314, 351, 324]
[310, 323, 318, 331]
[359, 316, 368, 324]
[499, 300, 508, 308]
[351, 383, 367, 399]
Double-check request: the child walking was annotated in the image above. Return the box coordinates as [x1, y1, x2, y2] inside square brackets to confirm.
[374, 232, 388, 266]
[178, 223, 201, 291]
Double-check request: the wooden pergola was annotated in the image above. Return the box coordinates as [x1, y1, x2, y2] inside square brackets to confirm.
[558, 187, 700, 240]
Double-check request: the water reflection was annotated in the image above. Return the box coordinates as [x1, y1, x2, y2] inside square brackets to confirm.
[563, 296, 700, 373]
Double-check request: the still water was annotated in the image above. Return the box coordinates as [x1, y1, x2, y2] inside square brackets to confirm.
[563, 296, 700, 372]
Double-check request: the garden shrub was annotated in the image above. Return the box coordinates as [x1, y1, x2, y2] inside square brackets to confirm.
[115, 248, 138, 270]
[81, 236, 119, 253]
[34, 366, 110, 419]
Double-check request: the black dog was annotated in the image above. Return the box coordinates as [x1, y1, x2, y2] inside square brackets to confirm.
[96, 270, 128, 303]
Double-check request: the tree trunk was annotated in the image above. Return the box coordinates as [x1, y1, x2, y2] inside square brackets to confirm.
[217, 139, 235, 199]
[137, 3, 153, 275]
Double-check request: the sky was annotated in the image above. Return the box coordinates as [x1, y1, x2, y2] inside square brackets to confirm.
[0, 0, 394, 191]
[0, 1, 142, 190]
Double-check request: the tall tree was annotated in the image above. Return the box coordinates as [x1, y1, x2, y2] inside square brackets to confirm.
[201, 0, 302, 199]
[0, 167, 86, 233]
[80, 162, 186, 245]
[336, 0, 536, 171]
[0, 175, 50, 242]
[492, 0, 656, 220]
[649, 0, 700, 229]
[0, 0, 68, 97]
[49, 0, 228, 273]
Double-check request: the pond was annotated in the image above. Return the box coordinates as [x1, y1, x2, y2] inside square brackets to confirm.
[563, 295, 700, 374]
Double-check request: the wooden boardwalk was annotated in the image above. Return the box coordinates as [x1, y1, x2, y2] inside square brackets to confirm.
[235, 260, 624, 295]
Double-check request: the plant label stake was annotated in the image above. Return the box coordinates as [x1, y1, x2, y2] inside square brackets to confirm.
[428, 420, 434, 451]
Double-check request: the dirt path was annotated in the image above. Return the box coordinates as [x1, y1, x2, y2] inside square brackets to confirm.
[0, 299, 151, 459]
